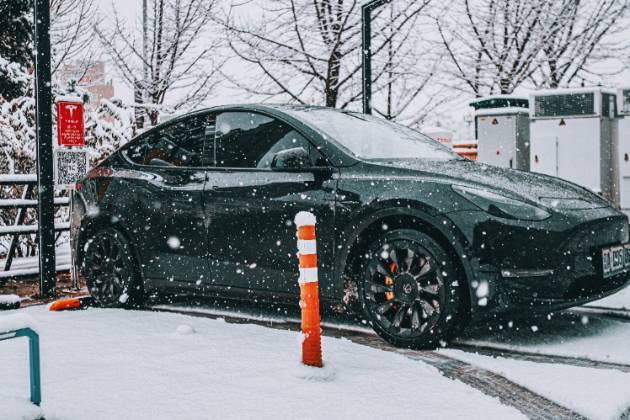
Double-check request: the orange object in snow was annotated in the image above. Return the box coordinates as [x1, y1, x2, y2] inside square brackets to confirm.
[49, 296, 93, 311]
[295, 211, 323, 368]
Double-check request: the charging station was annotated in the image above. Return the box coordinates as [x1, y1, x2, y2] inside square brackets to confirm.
[470, 96, 530, 170]
[529, 88, 619, 205]
[617, 87, 630, 212]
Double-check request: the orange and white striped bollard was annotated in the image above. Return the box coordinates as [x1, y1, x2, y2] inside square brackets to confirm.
[295, 211, 323, 368]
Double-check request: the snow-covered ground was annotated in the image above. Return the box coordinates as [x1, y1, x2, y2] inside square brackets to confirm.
[443, 350, 630, 420]
[0, 306, 523, 420]
[590, 286, 630, 310]
[445, 310, 630, 419]
[456, 311, 630, 365]
[3, 283, 630, 419]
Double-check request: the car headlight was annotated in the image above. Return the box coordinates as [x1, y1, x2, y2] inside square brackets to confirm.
[452, 185, 550, 221]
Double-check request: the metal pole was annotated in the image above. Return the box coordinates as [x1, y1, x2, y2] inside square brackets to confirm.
[143, 0, 148, 83]
[361, 0, 391, 115]
[142, 0, 149, 126]
[33, 0, 57, 298]
[362, 5, 372, 114]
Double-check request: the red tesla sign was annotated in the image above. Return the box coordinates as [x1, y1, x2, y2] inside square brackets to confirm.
[56, 100, 85, 146]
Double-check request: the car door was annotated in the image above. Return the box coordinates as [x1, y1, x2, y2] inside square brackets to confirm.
[122, 114, 211, 284]
[204, 110, 338, 297]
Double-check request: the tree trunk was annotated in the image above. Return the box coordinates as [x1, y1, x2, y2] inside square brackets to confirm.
[325, 49, 341, 107]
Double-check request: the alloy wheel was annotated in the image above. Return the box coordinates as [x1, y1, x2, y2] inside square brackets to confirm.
[363, 240, 446, 338]
[85, 231, 132, 306]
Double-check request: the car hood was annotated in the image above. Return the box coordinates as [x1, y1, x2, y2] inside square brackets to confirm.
[366, 159, 610, 209]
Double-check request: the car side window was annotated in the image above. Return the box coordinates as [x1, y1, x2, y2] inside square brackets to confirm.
[214, 111, 325, 169]
[124, 114, 210, 167]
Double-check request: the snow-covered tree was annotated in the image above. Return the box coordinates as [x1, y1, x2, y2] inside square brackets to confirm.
[50, 0, 98, 78]
[536, 0, 630, 88]
[84, 98, 134, 166]
[0, 0, 32, 101]
[368, 1, 454, 126]
[220, 0, 438, 118]
[436, 0, 630, 96]
[95, 0, 224, 127]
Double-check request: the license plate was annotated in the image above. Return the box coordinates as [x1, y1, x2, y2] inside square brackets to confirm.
[602, 245, 628, 278]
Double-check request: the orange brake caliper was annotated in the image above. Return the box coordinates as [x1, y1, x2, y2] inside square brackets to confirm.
[384, 262, 396, 300]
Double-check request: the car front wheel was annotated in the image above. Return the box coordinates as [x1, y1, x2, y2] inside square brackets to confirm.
[359, 229, 462, 349]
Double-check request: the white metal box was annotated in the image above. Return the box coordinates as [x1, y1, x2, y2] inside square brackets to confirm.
[617, 87, 630, 211]
[470, 96, 530, 170]
[529, 88, 619, 205]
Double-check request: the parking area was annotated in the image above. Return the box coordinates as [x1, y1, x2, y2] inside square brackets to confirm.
[2, 292, 630, 420]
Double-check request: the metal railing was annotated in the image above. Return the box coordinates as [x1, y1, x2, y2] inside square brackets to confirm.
[0, 326, 41, 406]
[0, 175, 70, 280]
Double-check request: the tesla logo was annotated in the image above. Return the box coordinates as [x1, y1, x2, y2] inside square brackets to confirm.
[66, 104, 78, 118]
[491, 118, 499, 125]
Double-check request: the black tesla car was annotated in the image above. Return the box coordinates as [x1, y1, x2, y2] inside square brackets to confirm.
[71, 104, 630, 348]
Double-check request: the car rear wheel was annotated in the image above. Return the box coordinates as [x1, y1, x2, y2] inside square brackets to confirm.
[84, 228, 144, 307]
[358, 229, 462, 349]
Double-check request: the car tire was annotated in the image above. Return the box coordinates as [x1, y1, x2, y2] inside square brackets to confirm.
[83, 228, 144, 307]
[358, 229, 462, 349]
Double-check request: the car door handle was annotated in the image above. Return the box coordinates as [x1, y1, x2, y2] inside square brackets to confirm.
[209, 185, 228, 194]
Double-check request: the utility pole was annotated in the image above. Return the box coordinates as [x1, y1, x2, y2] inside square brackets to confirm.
[33, 0, 56, 297]
[142, 0, 149, 126]
[362, 0, 392, 115]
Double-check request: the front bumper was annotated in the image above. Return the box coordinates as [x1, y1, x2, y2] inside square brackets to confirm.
[447, 207, 630, 319]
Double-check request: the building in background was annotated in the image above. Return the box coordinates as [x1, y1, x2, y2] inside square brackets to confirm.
[58, 61, 115, 107]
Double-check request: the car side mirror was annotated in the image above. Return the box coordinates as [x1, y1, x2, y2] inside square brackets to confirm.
[271, 147, 310, 171]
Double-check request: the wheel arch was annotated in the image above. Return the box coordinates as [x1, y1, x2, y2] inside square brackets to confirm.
[334, 202, 473, 321]
[76, 212, 145, 283]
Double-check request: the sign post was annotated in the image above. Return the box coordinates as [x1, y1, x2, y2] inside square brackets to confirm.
[362, 0, 392, 115]
[33, 0, 56, 298]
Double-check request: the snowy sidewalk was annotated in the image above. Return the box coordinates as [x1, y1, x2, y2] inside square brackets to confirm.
[0, 306, 523, 420]
[445, 311, 630, 419]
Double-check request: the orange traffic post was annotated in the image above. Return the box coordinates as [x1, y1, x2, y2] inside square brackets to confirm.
[295, 211, 323, 368]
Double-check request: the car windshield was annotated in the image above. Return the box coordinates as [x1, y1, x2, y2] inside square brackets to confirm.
[286, 108, 460, 161]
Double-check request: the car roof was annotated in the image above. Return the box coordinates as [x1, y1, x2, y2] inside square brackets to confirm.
[160, 103, 357, 126]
